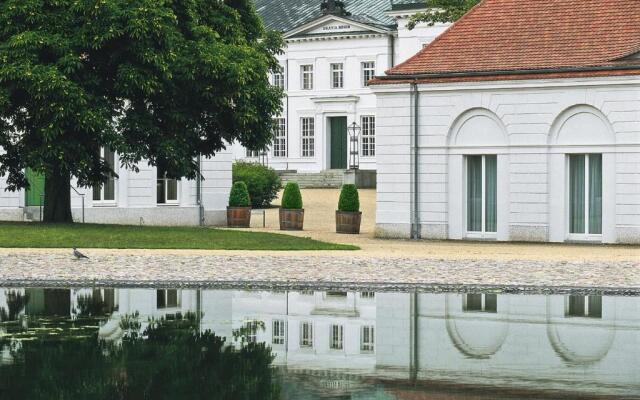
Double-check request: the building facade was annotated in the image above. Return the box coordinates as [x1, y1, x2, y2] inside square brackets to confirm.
[231, 0, 448, 176]
[0, 151, 232, 226]
[372, 0, 640, 243]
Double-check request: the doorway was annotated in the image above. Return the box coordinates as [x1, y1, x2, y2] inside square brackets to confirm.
[329, 116, 348, 169]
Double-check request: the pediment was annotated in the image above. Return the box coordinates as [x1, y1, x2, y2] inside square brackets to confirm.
[284, 15, 389, 39]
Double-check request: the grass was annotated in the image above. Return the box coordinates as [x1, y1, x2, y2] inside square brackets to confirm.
[0, 222, 358, 251]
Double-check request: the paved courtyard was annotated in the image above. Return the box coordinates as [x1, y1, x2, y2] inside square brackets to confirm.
[0, 188, 639, 292]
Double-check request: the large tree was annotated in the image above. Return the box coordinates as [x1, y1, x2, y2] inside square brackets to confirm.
[0, 0, 283, 222]
[407, 0, 480, 29]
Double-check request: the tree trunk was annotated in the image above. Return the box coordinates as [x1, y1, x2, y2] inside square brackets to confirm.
[43, 165, 73, 223]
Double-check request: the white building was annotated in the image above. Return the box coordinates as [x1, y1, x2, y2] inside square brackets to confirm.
[231, 0, 448, 185]
[0, 151, 232, 226]
[372, 0, 640, 243]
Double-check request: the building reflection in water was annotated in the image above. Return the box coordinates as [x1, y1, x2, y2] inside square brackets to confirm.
[1, 288, 639, 398]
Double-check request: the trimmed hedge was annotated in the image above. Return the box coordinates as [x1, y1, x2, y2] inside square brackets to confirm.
[338, 184, 360, 212]
[228, 181, 250, 207]
[281, 182, 303, 210]
[232, 162, 281, 208]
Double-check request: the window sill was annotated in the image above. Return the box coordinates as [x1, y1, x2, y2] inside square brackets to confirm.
[92, 202, 118, 207]
[157, 203, 180, 207]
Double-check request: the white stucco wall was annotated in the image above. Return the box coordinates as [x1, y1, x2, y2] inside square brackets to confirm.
[0, 148, 232, 226]
[231, 16, 448, 173]
[373, 76, 640, 243]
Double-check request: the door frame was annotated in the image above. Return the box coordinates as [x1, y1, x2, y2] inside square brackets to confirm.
[326, 115, 348, 170]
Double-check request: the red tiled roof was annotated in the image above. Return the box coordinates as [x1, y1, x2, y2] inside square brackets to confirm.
[385, 0, 640, 79]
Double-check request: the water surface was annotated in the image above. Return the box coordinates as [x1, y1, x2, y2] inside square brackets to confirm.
[1, 288, 638, 399]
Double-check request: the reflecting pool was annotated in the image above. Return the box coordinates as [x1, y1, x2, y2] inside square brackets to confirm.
[1, 288, 639, 399]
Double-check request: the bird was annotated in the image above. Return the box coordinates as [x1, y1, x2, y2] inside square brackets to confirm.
[73, 247, 89, 260]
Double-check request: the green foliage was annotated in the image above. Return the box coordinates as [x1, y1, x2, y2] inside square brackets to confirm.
[0, 222, 358, 250]
[0, 316, 281, 399]
[407, 0, 480, 29]
[228, 181, 251, 207]
[281, 182, 303, 210]
[232, 161, 281, 208]
[0, 0, 284, 221]
[338, 184, 360, 212]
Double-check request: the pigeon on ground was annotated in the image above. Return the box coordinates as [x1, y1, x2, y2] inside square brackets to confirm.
[73, 247, 89, 260]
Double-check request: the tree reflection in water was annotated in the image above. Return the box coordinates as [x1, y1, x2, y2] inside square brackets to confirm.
[0, 314, 280, 400]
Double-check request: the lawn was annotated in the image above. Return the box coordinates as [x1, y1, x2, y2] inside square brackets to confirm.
[0, 222, 358, 251]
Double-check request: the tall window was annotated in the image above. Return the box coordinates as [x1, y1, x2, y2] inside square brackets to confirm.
[361, 116, 375, 157]
[272, 71, 284, 89]
[360, 292, 375, 299]
[463, 293, 497, 313]
[93, 147, 116, 203]
[273, 118, 287, 158]
[301, 117, 315, 157]
[329, 324, 343, 350]
[246, 149, 260, 158]
[244, 320, 259, 343]
[361, 61, 375, 86]
[272, 319, 285, 345]
[361, 325, 375, 352]
[157, 289, 179, 309]
[569, 154, 602, 236]
[300, 321, 313, 347]
[467, 155, 497, 234]
[157, 168, 178, 204]
[330, 63, 343, 89]
[301, 64, 313, 90]
[566, 295, 602, 318]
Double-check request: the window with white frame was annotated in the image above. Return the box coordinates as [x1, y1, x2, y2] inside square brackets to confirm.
[565, 295, 602, 318]
[272, 319, 285, 345]
[272, 118, 287, 158]
[361, 61, 375, 86]
[463, 293, 497, 313]
[329, 324, 344, 350]
[244, 320, 259, 343]
[157, 168, 178, 205]
[157, 289, 180, 309]
[301, 64, 313, 90]
[330, 63, 343, 89]
[360, 291, 375, 299]
[300, 321, 313, 347]
[361, 116, 375, 157]
[272, 71, 285, 89]
[361, 325, 375, 352]
[245, 148, 260, 158]
[301, 117, 315, 157]
[568, 154, 602, 237]
[467, 155, 497, 234]
[93, 147, 117, 203]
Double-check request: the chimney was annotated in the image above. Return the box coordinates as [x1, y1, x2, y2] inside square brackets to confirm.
[321, 0, 351, 16]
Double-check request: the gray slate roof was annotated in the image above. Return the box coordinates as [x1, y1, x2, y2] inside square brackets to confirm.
[255, 0, 400, 32]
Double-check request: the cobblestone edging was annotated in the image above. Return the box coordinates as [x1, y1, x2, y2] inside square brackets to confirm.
[0, 253, 638, 295]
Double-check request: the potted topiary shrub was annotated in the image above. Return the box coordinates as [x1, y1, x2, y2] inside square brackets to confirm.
[279, 182, 304, 230]
[336, 184, 361, 234]
[227, 181, 252, 228]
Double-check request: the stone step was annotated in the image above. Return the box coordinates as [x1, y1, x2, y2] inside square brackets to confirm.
[278, 170, 345, 188]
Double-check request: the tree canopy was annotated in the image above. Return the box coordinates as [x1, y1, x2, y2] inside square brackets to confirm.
[407, 0, 480, 29]
[0, 0, 283, 221]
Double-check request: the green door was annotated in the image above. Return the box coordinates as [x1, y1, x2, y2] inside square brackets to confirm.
[25, 168, 45, 206]
[330, 117, 348, 169]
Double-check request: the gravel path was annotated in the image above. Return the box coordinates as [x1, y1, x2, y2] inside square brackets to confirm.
[1, 253, 639, 295]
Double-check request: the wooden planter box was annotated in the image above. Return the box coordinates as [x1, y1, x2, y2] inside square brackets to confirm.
[279, 208, 304, 231]
[227, 206, 251, 228]
[336, 210, 362, 234]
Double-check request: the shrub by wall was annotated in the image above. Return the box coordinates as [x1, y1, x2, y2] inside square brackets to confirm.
[232, 162, 281, 208]
[281, 182, 303, 210]
[338, 184, 360, 212]
[228, 181, 251, 207]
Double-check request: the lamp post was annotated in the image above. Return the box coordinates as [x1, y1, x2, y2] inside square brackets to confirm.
[259, 148, 269, 166]
[348, 121, 360, 170]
